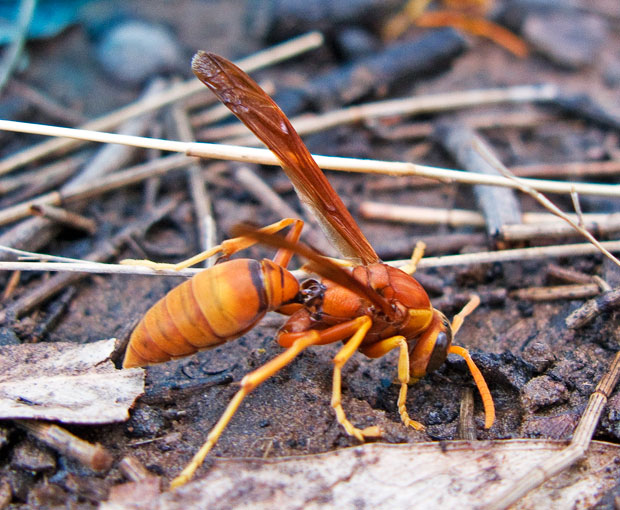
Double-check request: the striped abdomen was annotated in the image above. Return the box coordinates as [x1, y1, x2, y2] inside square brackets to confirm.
[123, 258, 300, 368]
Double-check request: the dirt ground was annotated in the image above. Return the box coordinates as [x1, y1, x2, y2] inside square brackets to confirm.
[1, 0, 620, 508]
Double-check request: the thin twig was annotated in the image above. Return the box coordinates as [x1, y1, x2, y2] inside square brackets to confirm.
[0, 31, 324, 177]
[483, 351, 620, 510]
[234, 165, 332, 254]
[0, 153, 192, 227]
[500, 216, 620, 242]
[16, 420, 113, 471]
[458, 388, 477, 441]
[510, 160, 620, 179]
[0, 82, 168, 261]
[546, 264, 597, 285]
[565, 287, 620, 329]
[8, 79, 87, 125]
[510, 283, 600, 301]
[0, 0, 37, 93]
[4, 240, 620, 279]
[0, 153, 88, 201]
[359, 202, 618, 235]
[171, 102, 216, 266]
[0, 198, 179, 323]
[2, 270, 20, 301]
[1, 120, 619, 198]
[29, 204, 97, 234]
[473, 137, 620, 268]
[197, 84, 558, 142]
[119, 456, 152, 482]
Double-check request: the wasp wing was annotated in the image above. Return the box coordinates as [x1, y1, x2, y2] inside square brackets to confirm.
[192, 51, 380, 266]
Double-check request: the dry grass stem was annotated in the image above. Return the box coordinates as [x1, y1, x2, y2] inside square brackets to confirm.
[370, 110, 558, 142]
[171, 103, 217, 265]
[202, 84, 558, 144]
[0, 154, 192, 227]
[29, 204, 97, 234]
[484, 351, 620, 510]
[360, 202, 620, 238]
[0, 31, 323, 176]
[4, 241, 620, 280]
[234, 166, 331, 254]
[473, 137, 620, 268]
[409, 240, 620, 269]
[1, 120, 619, 198]
[0, 260, 198, 278]
[17, 421, 113, 471]
[511, 160, 620, 179]
[511, 283, 601, 301]
[0, 0, 36, 93]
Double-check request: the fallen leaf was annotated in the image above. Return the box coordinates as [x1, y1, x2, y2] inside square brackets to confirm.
[0, 339, 144, 423]
[102, 440, 620, 510]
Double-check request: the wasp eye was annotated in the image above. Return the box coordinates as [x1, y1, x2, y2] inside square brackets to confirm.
[426, 330, 451, 373]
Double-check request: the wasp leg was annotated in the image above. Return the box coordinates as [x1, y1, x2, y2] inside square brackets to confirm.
[399, 241, 426, 275]
[122, 218, 303, 271]
[328, 316, 383, 441]
[361, 336, 425, 431]
[170, 327, 322, 490]
[280, 316, 380, 440]
[450, 294, 480, 335]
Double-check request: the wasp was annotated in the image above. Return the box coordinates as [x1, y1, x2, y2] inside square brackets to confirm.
[123, 52, 495, 488]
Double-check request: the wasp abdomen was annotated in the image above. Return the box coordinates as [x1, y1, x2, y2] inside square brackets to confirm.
[123, 258, 299, 368]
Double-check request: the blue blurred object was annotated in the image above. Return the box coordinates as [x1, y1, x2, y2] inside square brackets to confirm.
[0, 0, 92, 45]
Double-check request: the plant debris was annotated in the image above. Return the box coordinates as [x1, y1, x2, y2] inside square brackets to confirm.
[0, 339, 144, 423]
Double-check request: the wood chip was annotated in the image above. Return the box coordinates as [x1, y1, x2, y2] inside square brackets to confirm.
[0, 339, 144, 423]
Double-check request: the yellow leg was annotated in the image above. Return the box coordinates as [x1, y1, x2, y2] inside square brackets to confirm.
[399, 241, 426, 275]
[330, 316, 382, 441]
[361, 336, 425, 431]
[170, 329, 323, 489]
[451, 294, 480, 335]
[122, 218, 302, 271]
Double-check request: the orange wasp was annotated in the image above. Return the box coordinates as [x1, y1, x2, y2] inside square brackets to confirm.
[123, 52, 495, 488]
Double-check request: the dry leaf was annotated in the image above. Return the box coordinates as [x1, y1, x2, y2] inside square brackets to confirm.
[0, 339, 144, 423]
[102, 440, 620, 510]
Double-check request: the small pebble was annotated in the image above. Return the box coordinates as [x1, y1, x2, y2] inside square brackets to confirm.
[125, 405, 165, 437]
[522, 10, 607, 69]
[520, 375, 569, 412]
[96, 20, 184, 85]
[522, 341, 555, 373]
